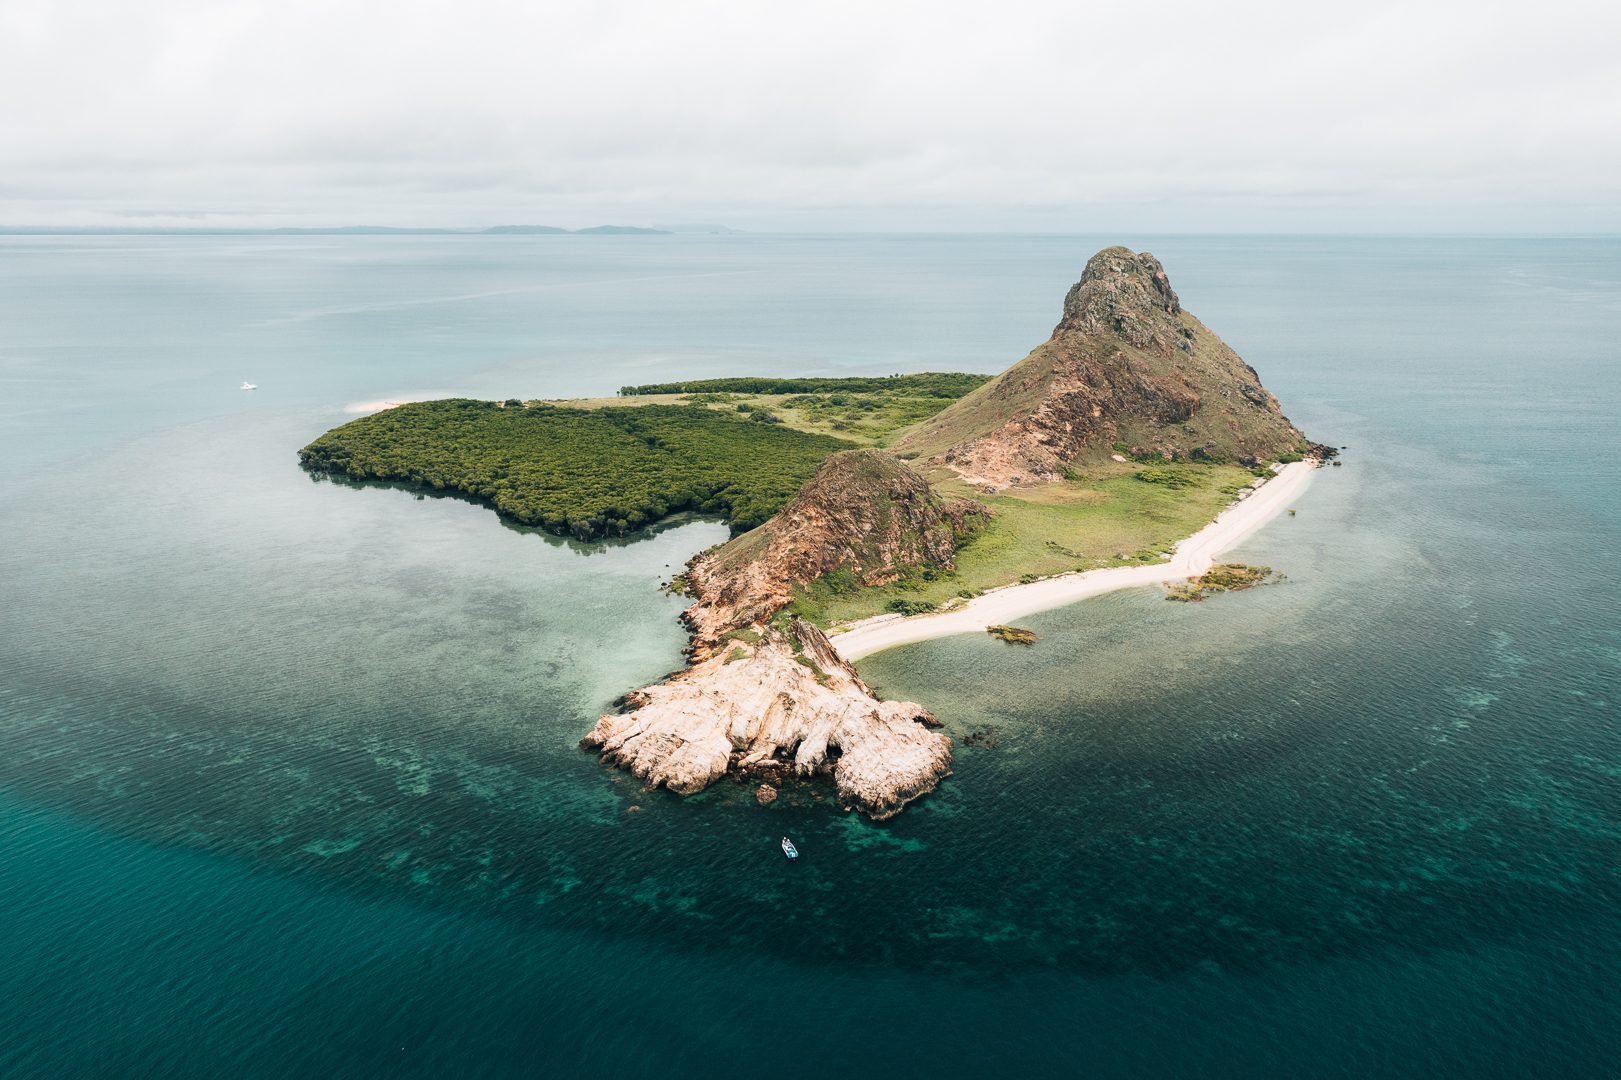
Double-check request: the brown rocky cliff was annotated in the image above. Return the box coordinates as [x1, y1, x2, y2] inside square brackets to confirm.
[682, 448, 987, 649]
[895, 247, 1312, 488]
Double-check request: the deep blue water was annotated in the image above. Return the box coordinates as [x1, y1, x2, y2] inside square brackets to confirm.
[1, 235, 1618, 1077]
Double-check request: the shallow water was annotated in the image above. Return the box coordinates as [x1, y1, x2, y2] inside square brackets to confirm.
[2, 234, 1618, 1076]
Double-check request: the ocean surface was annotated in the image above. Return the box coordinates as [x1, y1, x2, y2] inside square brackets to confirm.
[1, 234, 1617, 1077]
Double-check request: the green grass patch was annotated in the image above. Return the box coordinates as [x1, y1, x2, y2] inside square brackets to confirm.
[549, 373, 990, 448]
[619, 373, 989, 398]
[1135, 466, 1199, 488]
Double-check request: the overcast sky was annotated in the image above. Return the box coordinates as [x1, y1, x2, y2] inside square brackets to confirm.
[2, 0, 1618, 231]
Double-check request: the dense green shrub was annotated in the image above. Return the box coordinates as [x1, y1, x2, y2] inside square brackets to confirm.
[886, 599, 938, 616]
[820, 568, 862, 596]
[1135, 466, 1199, 489]
[299, 400, 853, 539]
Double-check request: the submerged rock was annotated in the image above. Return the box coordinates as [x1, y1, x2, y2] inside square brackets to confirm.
[986, 625, 1038, 646]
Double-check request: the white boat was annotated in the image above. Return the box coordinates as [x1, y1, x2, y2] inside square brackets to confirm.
[781, 837, 798, 860]
[239, 381, 257, 390]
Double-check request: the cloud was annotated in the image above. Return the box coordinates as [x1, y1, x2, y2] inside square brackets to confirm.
[2, 0, 1617, 230]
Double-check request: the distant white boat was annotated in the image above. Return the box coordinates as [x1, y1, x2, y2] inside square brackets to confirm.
[240, 381, 257, 390]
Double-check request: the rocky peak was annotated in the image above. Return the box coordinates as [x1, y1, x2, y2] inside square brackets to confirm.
[894, 246, 1313, 488]
[1057, 247, 1183, 351]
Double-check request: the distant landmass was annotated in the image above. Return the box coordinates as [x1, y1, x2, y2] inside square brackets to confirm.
[0, 224, 678, 236]
[481, 225, 570, 234]
[572, 225, 670, 235]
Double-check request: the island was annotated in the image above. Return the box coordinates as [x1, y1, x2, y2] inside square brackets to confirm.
[300, 247, 1333, 819]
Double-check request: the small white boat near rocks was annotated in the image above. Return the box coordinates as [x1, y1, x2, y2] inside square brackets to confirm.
[780, 837, 798, 860]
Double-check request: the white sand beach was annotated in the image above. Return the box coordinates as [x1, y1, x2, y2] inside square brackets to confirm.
[832, 460, 1319, 661]
[342, 396, 447, 415]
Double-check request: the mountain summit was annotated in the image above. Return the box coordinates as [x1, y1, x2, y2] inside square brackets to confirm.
[896, 247, 1314, 488]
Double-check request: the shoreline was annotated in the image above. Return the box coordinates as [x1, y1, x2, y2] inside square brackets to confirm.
[342, 396, 434, 414]
[831, 460, 1320, 661]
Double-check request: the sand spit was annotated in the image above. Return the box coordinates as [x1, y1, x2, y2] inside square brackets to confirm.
[832, 460, 1319, 662]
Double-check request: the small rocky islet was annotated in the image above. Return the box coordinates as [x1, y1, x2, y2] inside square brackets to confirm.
[302, 248, 1330, 818]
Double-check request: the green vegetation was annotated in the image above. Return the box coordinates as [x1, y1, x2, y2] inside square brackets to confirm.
[1165, 563, 1276, 602]
[802, 461, 1254, 625]
[298, 399, 855, 539]
[987, 625, 1038, 645]
[618, 373, 989, 398]
[545, 373, 988, 448]
[1134, 466, 1200, 489]
[1200, 563, 1274, 591]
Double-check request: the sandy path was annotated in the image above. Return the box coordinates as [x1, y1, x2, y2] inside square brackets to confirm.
[832, 460, 1319, 662]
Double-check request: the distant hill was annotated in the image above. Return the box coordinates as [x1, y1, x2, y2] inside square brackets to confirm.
[0, 223, 680, 236]
[0, 225, 473, 235]
[482, 225, 570, 234]
[573, 225, 671, 235]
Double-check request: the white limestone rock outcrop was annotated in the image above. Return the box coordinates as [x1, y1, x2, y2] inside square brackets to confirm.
[583, 618, 950, 820]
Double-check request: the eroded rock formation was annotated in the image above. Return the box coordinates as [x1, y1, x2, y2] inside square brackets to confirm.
[583, 618, 950, 820]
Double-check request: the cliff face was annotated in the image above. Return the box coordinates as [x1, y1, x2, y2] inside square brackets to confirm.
[684, 449, 987, 644]
[895, 247, 1311, 488]
[584, 449, 972, 819]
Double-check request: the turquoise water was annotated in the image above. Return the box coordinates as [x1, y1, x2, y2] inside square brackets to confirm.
[2, 235, 1617, 1076]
